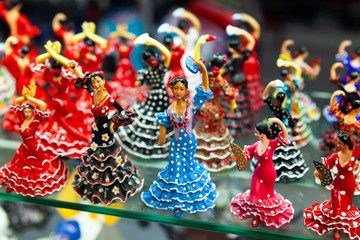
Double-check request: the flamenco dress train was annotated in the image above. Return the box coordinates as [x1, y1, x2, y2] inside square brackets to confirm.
[142, 85, 218, 216]
[0, 105, 68, 196]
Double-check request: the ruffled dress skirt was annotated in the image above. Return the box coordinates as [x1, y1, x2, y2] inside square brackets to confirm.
[72, 141, 144, 205]
[304, 200, 360, 239]
[141, 160, 218, 215]
[231, 190, 294, 228]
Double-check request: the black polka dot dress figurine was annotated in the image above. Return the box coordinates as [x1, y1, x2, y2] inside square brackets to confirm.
[250, 80, 309, 183]
[116, 34, 174, 160]
[45, 42, 144, 205]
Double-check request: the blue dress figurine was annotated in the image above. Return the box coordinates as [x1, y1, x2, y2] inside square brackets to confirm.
[141, 59, 218, 217]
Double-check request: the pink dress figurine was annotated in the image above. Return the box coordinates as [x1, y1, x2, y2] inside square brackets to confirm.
[231, 118, 294, 228]
[0, 90, 68, 196]
[305, 133, 360, 240]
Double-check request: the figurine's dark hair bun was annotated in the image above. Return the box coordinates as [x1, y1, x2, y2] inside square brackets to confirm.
[350, 70, 360, 80]
[255, 122, 272, 139]
[163, 35, 174, 48]
[210, 53, 227, 68]
[177, 19, 190, 31]
[337, 132, 354, 150]
[23, 104, 34, 110]
[20, 45, 30, 58]
[141, 47, 156, 62]
[228, 36, 241, 51]
[170, 77, 188, 89]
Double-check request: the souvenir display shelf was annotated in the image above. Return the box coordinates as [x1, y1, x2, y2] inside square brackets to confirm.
[0, 99, 342, 240]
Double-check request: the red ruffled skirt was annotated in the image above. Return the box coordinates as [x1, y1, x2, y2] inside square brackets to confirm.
[231, 190, 294, 228]
[304, 200, 360, 239]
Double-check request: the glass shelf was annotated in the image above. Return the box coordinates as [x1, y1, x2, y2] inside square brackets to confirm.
[0, 114, 343, 240]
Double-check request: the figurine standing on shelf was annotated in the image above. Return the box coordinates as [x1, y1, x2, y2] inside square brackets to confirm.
[107, 24, 148, 108]
[0, 85, 68, 196]
[230, 118, 294, 228]
[336, 40, 360, 84]
[305, 133, 360, 240]
[195, 53, 238, 172]
[116, 33, 174, 160]
[280, 62, 312, 148]
[141, 59, 218, 218]
[250, 80, 309, 183]
[232, 13, 264, 111]
[222, 25, 254, 138]
[320, 63, 360, 154]
[32, 41, 93, 159]
[46, 45, 144, 204]
[158, 23, 187, 103]
[279, 39, 321, 123]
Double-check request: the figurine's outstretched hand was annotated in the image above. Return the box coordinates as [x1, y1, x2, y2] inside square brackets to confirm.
[158, 135, 166, 146]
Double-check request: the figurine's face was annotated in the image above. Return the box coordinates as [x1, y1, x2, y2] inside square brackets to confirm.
[91, 76, 105, 91]
[254, 129, 264, 140]
[171, 82, 189, 100]
[335, 138, 346, 152]
[23, 108, 34, 119]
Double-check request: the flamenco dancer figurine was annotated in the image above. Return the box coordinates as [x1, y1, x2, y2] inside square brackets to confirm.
[46, 46, 144, 204]
[232, 13, 264, 111]
[305, 133, 360, 240]
[72, 21, 109, 73]
[230, 118, 294, 228]
[195, 53, 238, 172]
[336, 40, 360, 84]
[107, 24, 147, 108]
[222, 25, 255, 138]
[141, 59, 218, 218]
[320, 63, 360, 154]
[279, 39, 321, 123]
[0, 0, 40, 59]
[0, 85, 68, 196]
[158, 23, 187, 103]
[280, 61, 312, 148]
[250, 80, 309, 183]
[33, 41, 93, 159]
[116, 33, 174, 160]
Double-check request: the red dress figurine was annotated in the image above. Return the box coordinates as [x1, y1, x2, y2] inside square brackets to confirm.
[0, 89, 68, 196]
[231, 119, 294, 228]
[2, 37, 47, 132]
[0, 0, 40, 60]
[32, 59, 93, 159]
[195, 54, 238, 172]
[107, 24, 147, 108]
[158, 23, 187, 103]
[232, 13, 264, 111]
[305, 133, 360, 240]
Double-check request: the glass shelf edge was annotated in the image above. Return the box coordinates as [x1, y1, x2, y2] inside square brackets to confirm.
[0, 192, 312, 240]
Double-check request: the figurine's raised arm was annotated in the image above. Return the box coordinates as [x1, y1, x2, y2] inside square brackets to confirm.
[4, 36, 18, 56]
[280, 39, 295, 56]
[268, 117, 289, 140]
[194, 59, 209, 92]
[281, 61, 302, 78]
[238, 13, 261, 39]
[330, 62, 343, 81]
[338, 40, 352, 57]
[330, 90, 346, 109]
[232, 26, 255, 51]
[142, 35, 171, 68]
[262, 80, 278, 99]
[174, 8, 201, 33]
